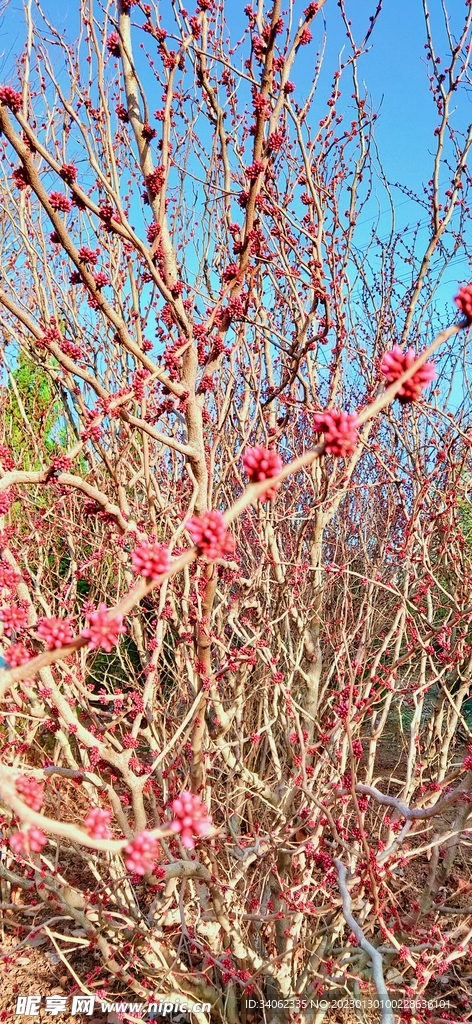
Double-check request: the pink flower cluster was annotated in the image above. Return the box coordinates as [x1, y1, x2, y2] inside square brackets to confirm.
[106, 32, 121, 56]
[170, 790, 213, 849]
[10, 827, 47, 855]
[242, 445, 283, 501]
[60, 163, 78, 184]
[93, 271, 109, 289]
[51, 455, 72, 472]
[116, 103, 129, 123]
[145, 167, 165, 196]
[37, 616, 74, 649]
[455, 282, 472, 325]
[81, 603, 126, 652]
[3, 642, 30, 666]
[0, 444, 15, 470]
[0, 490, 14, 515]
[77, 246, 99, 265]
[12, 166, 29, 190]
[15, 775, 44, 811]
[124, 830, 158, 875]
[48, 191, 72, 213]
[84, 807, 112, 839]
[42, 320, 61, 344]
[186, 511, 235, 561]
[132, 368, 150, 399]
[132, 540, 170, 579]
[0, 556, 14, 595]
[313, 409, 359, 458]
[246, 160, 265, 180]
[0, 85, 22, 111]
[0, 603, 28, 636]
[142, 122, 157, 141]
[380, 346, 436, 403]
[267, 129, 284, 152]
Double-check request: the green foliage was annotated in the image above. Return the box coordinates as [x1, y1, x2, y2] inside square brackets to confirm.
[4, 351, 63, 469]
[459, 493, 472, 548]
[85, 633, 143, 692]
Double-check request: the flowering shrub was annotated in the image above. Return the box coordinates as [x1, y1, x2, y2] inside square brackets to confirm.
[0, 1, 472, 1019]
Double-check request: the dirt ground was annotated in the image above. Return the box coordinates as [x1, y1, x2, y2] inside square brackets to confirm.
[1, 726, 470, 1023]
[0, 926, 462, 1024]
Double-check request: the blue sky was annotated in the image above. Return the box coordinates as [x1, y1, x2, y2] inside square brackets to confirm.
[0, 0, 469, 306]
[313, 1, 472, 311]
[341, 0, 438, 191]
[0, 1, 469, 416]
[0, 0, 461, 200]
